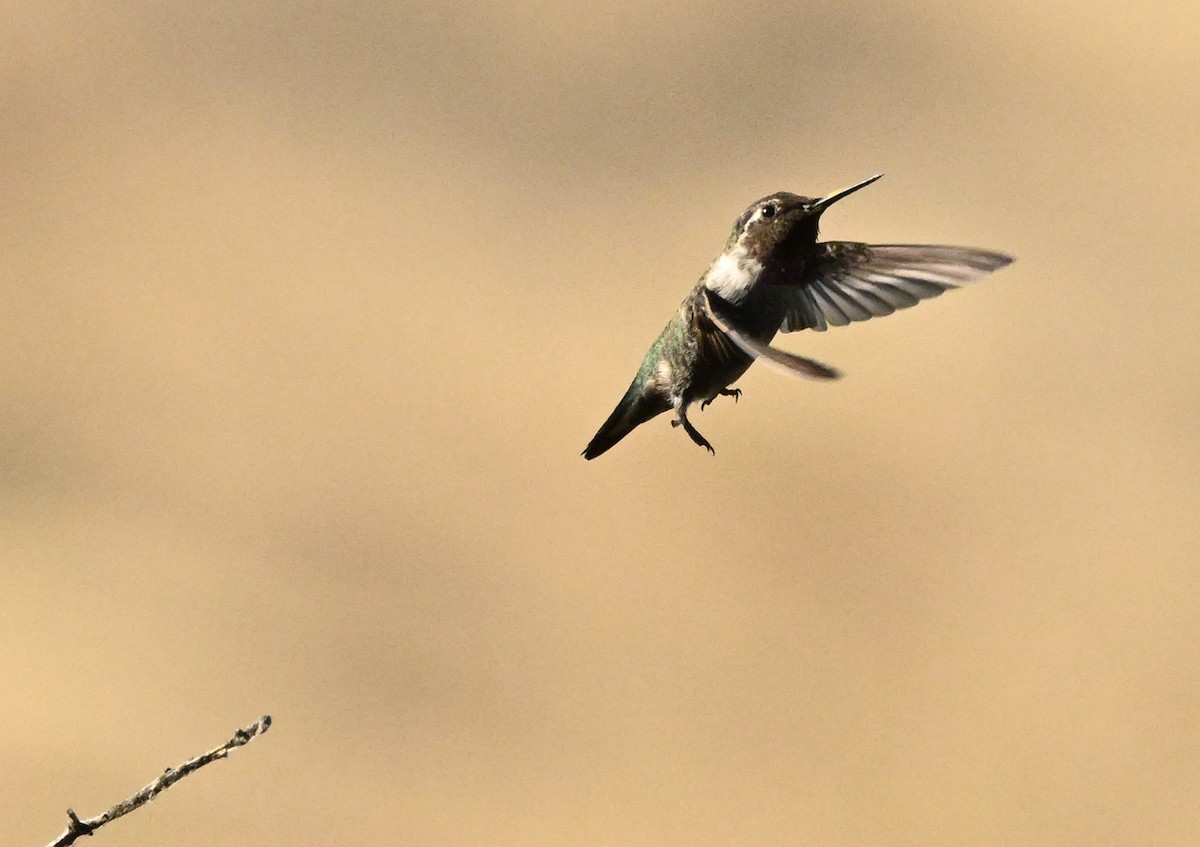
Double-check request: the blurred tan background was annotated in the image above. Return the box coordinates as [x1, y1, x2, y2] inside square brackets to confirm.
[3, 1, 1199, 844]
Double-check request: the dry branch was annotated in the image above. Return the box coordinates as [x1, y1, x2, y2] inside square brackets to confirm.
[45, 714, 272, 847]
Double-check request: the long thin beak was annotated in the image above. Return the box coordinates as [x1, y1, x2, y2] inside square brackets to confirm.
[814, 173, 884, 212]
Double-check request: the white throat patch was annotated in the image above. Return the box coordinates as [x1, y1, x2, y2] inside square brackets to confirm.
[703, 245, 763, 303]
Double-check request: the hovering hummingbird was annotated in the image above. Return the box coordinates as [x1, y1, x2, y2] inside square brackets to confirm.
[582, 173, 1013, 459]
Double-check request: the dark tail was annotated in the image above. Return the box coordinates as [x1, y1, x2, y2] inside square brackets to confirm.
[582, 386, 668, 460]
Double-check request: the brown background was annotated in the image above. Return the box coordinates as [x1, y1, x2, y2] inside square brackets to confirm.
[4, 1, 1199, 844]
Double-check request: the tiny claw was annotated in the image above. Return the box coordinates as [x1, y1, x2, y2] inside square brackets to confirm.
[701, 388, 741, 411]
[678, 414, 715, 454]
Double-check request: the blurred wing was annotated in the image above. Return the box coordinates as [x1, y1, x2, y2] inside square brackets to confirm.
[702, 291, 840, 380]
[779, 243, 1013, 333]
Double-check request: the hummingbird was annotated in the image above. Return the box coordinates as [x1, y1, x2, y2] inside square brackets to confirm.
[582, 173, 1013, 459]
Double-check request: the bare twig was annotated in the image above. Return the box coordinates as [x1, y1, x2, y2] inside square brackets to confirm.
[45, 714, 272, 847]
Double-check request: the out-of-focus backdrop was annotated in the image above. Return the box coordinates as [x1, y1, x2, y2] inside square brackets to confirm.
[4, 2, 1198, 844]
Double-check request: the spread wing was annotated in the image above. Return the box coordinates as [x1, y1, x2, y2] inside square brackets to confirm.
[779, 243, 1013, 333]
[701, 291, 840, 380]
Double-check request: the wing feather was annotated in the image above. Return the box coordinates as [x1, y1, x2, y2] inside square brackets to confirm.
[701, 291, 840, 381]
[779, 244, 1012, 333]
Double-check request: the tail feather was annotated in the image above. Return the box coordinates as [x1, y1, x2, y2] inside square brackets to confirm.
[583, 386, 668, 460]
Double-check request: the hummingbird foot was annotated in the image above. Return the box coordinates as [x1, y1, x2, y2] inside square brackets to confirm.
[671, 409, 715, 454]
[700, 388, 742, 410]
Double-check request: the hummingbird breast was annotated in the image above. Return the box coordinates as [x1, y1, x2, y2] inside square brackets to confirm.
[674, 282, 788, 404]
[701, 244, 763, 304]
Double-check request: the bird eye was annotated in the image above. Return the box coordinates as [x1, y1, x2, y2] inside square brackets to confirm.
[761, 204, 777, 219]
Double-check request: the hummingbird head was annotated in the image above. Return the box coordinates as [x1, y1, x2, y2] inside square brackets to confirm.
[703, 173, 884, 303]
[729, 173, 884, 262]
